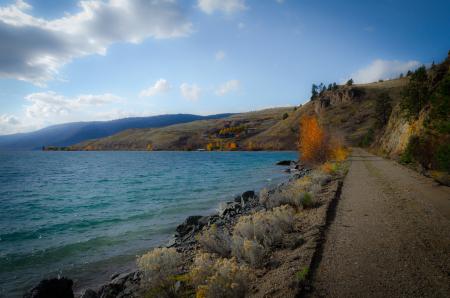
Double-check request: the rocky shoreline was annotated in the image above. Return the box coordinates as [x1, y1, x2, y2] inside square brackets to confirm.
[24, 161, 344, 298]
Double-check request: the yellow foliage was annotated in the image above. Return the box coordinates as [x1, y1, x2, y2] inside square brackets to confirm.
[228, 142, 238, 150]
[329, 141, 348, 161]
[146, 143, 153, 151]
[298, 115, 328, 165]
[299, 115, 349, 164]
[206, 143, 214, 151]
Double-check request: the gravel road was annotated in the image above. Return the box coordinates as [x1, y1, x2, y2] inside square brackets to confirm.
[308, 148, 450, 298]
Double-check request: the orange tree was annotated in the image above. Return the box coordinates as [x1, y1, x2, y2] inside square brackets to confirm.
[298, 115, 329, 165]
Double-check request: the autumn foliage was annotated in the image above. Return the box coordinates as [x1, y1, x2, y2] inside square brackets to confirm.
[298, 115, 329, 165]
[298, 115, 348, 165]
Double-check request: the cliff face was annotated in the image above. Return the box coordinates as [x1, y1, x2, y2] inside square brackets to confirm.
[313, 87, 365, 114]
[374, 104, 427, 158]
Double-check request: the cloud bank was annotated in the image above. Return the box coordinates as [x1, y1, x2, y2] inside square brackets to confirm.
[180, 83, 201, 101]
[351, 59, 421, 83]
[0, 0, 192, 85]
[139, 79, 171, 97]
[197, 0, 247, 14]
[215, 80, 240, 96]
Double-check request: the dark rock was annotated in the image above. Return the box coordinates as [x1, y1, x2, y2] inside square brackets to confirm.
[176, 215, 203, 237]
[81, 289, 98, 298]
[97, 283, 122, 298]
[220, 202, 242, 217]
[242, 190, 255, 200]
[276, 160, 295, 166]
[234, 195, 242, 203]
[23, 277, 74, 298]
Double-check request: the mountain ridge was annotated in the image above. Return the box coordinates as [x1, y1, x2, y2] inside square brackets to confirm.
[0, 113, 233, 150]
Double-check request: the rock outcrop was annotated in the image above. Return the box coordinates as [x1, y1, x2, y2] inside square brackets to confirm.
[313, 86, 365, 114]
[23, 278, 74, 298]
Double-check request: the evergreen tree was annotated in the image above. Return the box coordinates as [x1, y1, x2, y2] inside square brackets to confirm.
[311, 84, 318, 100]
[346, 78, 353, 86]
[375, 92, 392, 127]
[401, 66, 429, 118]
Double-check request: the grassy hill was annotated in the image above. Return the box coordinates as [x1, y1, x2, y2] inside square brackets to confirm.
[73, 107, 296, 151]
[72, 77, 410, 151]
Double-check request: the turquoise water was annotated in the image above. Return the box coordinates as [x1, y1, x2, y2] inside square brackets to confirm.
[0, 151, 297, 297]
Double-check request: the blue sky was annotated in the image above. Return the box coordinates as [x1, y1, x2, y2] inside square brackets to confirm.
[0, 0, 449, 134]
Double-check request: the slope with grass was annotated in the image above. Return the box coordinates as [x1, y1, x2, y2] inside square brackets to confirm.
[72, 78, 410, 151]
[73, 108, 296, 151]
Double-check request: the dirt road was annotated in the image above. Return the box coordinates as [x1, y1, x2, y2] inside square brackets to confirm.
[308, 148, 450, 297]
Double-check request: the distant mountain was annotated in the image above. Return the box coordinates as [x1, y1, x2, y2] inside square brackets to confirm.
[0, 113, 233, 150]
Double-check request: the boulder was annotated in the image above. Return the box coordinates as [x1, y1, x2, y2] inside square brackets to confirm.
[219, 202, 241, 217]
[81, 289, 98, 298]
[176, 215, 203, 237]
[233, 195, 242, 203]
[23, 277, 74, 298]
[276, 160, 294, 166]
[241, 190, 255, 201]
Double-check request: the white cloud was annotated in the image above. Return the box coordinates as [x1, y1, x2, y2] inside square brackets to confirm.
[215, 50, 226, 61]
[215, 79, 240, 96]
[198, 0, 247, 14]
[180, 83, 201, 101]
[0, 0, 192, 86]
[0, 114, 22, 135]
[139, 79, 171, 97]
[24, 91, 120, 119]
[351, 59, 421, 83]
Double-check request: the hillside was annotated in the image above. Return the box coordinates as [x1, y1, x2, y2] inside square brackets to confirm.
[73, 108, 295, 151]
[73, 78, 409, 151]
[0, 113, 232, 150]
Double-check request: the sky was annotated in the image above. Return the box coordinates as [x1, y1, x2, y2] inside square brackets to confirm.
[0, 0, 449, 135]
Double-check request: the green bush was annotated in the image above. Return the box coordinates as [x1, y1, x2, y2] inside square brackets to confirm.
[359, 128, 375, 147]
[282, 113, 289, 120]
[429, 73, 450, 133]
[436, 143, 450, 173]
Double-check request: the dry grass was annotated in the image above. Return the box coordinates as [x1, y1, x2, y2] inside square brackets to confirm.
[231, 205, 295, 267]
[197, 224, 232, 257]
[190, 252, 251, 298]
[137, 247, 182, 296]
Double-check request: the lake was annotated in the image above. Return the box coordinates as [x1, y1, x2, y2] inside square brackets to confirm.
[0, 151, 297, 297]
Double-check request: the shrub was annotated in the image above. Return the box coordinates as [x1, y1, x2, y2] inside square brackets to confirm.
[436, 143, 450, 173]
[301, 192, 314, 208]
[231, 206, 295, 267]
[190, 253, 251, 298]
[282, 112, 289, 120]
[137, 247, 182, 296]
[231, 237, 267, 268]
[197, 224, 232, 257]
[310, 170, 332, 186]
[329, 145, 349, 162]
[296, 267, 309, 282]
[359, 127, 375, 147]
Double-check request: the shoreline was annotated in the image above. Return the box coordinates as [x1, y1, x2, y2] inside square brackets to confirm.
[23, 159, 300, 298]
[75, 168, 303, 297]
[24, 158, 347, 298]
